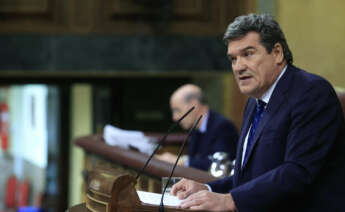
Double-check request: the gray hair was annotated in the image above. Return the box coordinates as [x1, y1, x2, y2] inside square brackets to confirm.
[224, 13, 293, 64]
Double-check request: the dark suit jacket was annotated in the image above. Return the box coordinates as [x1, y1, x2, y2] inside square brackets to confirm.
[188, 110, 239, 171]
[208, 65, 345, 212]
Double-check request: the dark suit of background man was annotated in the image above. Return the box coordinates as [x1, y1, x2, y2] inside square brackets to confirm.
[171, 14, 345, 212]
[156, 84, 239, 171]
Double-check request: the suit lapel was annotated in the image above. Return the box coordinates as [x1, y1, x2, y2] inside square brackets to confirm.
[240, 97, 284, 168]
[233, 98, 256, 182]
[206, 110, 215, 133]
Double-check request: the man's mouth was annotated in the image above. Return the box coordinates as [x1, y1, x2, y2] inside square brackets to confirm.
[239, 76, 251, 81]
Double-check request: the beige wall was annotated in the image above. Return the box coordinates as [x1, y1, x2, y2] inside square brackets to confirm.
[69, 84, 92, 207]
[276, 0, 345, 88]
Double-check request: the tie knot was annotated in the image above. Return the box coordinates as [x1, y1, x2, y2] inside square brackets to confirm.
[257, 100, 266, 109]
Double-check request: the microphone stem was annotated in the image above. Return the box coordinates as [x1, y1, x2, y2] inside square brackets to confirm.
[136, 106, 195, 180]
[159, 115, 203, 212]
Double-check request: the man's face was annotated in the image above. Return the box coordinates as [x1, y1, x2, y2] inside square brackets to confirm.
[170, 97, 197, 130]
[228, 32, 283, 98]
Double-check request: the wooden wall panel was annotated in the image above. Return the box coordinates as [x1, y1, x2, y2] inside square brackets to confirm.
[0, 0, 49, 13]
[0, 0, 244, 35]
[67, 0, 96, 32]
[111, 0, 206, 18]
[94, 0, 241, 35]
[0, 0, 67, 33]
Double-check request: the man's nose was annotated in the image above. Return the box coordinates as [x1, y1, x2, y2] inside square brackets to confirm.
[232, 58, 246, 74]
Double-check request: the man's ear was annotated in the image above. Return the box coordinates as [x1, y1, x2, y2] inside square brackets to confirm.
[273, 43, 284, 64]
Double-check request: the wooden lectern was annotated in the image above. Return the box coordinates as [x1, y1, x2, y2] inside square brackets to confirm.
[69, 134, 217, 211]
[69, 166, 207, 212]
[74, 135, 217, 184]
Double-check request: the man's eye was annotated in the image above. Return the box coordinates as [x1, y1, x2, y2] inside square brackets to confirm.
[244, 51, 254, 57]
[230, 57, 237, 63]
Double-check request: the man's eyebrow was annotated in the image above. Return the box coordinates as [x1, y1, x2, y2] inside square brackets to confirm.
[227, 46, 256, 58]
[241, 46, 256, 52]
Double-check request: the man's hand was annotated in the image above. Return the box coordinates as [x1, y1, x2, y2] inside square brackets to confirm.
[179, 190, 237, 211]
[171, 178, 208, 200]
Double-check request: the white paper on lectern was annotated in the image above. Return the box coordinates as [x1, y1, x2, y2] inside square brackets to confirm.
[137, 190, 182, 207]
[103, 124, 156, 155]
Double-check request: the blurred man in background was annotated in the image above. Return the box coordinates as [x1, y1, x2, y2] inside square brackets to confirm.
[156, 84, 239, 171]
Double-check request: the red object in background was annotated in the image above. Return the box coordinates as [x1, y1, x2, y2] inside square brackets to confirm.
[5, 175, 17, 208]
[0, 101, 9, 151]
[18, 180, 30, 207]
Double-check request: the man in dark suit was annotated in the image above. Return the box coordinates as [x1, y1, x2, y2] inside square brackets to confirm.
[156, 84, 239, 171]
[171, 14, 345, 211]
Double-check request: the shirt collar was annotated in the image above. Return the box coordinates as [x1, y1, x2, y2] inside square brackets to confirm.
[199, 111, 209, 133]
[260, 65, 287, 104]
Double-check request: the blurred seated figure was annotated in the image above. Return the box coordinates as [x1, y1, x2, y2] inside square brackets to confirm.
[156, 84, 239, 171]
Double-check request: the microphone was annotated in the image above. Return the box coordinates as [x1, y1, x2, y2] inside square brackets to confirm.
[136, 106, 195, 180]
[159, 115, 203, 212]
